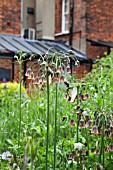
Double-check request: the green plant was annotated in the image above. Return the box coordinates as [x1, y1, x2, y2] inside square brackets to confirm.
[0, 81, 26, 99]
[1, 51, 113, 169]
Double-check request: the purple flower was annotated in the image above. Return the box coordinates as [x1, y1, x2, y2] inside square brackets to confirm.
[62, 116, 66, 122]
[91, 125, 98, 134]
[70, 120, 75, 126]
[3, 85, 7, 90]
[1, 151, 12, 160]
[109, 143, 113, 151]
[22, 93, 25, 97]
[95, 149, 100, 154]
[87, 120, 93, 127]
[15, 93, 18, 98]
[79, 119, 86, 128]
[2, 77, 7, 83]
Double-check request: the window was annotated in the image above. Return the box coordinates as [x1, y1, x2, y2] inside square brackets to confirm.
[62, 0, 69, 33]
[27, 7, 34, 15]
[0, 68, 11, 81]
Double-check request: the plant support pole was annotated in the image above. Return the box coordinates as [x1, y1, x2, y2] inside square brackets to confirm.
[53, 83, 58, 170]
[45, 67, 50, 170]
[18, 61, 22, 146]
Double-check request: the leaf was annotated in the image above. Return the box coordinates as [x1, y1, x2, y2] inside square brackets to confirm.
[7, 139, 14, 146]
[14, 55, 18, 60]
[22, 53, 27, 58]
[70, 86, 77, 102]
[17, 50, 22, 54]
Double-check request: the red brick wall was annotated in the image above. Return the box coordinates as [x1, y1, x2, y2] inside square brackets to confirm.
[55, 0, 113, 58]
[86, 0, 113, 41]
[0, 0, 21, 35]
[14, 62, 20, 82]
[55, 0, 62, 34]
[55, 0, 86, 47]
[0, 58, 12, 81]
[86, 0, 113, 58]
[87, 42, 108, 59]
[74, 63, 91, 79]
[0, 58, 40, 88]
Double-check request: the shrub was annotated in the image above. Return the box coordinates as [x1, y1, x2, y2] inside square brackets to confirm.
[0, 81, 27, 98]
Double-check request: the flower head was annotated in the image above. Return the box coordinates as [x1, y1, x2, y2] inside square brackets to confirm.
[62, 116, 66, 122]
[87, 120, 93, 127]
[91, 125, 98, 134]
[22, 93, 26, 97]
[25, 68, 32, 77]
[15, 93, 18, 98]
[1, 151, 12, 160]
[94, 149, 100, 155]
[79, 119, 86, 128]
[109, 143, 113, 151]
[3, 85, 7, 90]
[74, 142, 84, 150]
[2, 77, 7, 83]
[70, 119, 75, 126]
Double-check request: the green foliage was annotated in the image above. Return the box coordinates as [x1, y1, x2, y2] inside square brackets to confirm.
[0, 51, 113, 169]
[0, 81, 27, 98]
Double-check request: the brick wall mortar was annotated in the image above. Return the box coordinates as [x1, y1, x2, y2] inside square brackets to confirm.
[0, 0, 21, 35]
[55, 0, 113, 58]
[86, 0, 113, 57]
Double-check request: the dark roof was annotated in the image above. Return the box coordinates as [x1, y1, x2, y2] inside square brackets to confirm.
[87, 38, 113, 48]
[0, 34, 86, 60]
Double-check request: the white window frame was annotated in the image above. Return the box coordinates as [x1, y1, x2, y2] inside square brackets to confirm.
[62, 0, 69, 33]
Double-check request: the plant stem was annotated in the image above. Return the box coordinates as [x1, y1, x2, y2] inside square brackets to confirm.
[76, 85, 79, 169]
[18, 61, 22, 146]
[53, 83, 58, 170]
[102, 116, 105, 167]
[76, 85, 79, 142]
[109, 150, 111, 164]
[86, 127, 89, 166]
[45, 67, 50, 170]
[99, 115, 105, 166]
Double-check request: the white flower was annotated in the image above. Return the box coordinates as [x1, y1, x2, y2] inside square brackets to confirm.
[74, 142, 84, 150]
[1, 151, 12, 160]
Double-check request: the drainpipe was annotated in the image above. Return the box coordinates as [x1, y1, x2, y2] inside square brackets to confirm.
[69, 0, 74, 74]
[107, 47, 110, 55]
[69, 0, 74, 47]
[21, 0, 24, 35]
[12, 56, 14, 82]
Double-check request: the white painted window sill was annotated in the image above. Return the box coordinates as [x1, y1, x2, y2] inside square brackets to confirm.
[55, 31, 69, 36]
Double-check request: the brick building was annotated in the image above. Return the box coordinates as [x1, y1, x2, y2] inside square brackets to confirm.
[55, 0, 113, 58]
[0, 0, 90, 84]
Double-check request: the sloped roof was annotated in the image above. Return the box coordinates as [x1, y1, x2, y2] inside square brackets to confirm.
[87, 38, 113, 48]
[0, 34, 86, 60]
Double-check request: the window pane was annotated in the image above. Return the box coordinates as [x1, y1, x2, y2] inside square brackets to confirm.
[62, 0, 69, 32]
[65, 23, 68, 31]
[64, 3, 68, 13]
[65, 14, 68, 22]
[0, 68, 11, 81]
[64, 0, 68, 4]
